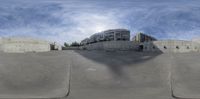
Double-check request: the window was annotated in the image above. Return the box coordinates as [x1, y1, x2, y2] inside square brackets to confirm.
[187, 46, 190, 49]
[176, 46, 179, 49]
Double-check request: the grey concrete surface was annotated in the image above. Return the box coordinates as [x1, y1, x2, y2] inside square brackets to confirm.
[0, 51, 71, 98]
[66, 50, 173, 99]
[0, 50, 199, 99]
[171, 53, 200, 99]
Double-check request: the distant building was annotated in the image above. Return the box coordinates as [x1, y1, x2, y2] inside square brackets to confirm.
[132, 33, 157, 43]
[103, 29, 130, 41]
[80, 29, 130, 45]
[50, 42, 62, 50]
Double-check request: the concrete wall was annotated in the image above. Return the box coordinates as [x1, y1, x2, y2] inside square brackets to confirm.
[143, 40, 200, 53]
[80, 41, 136, 51]
[192, 38, 200, 44]
[0, 37, 50, 53]
[50, 42, 62, 51]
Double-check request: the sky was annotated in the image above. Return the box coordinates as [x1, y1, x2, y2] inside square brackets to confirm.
[0, 0, 200, 44]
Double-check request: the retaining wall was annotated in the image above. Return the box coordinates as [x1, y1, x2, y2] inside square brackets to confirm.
[143, 40, 200, 53]
[81, 41, 136, 51]
[0, 37, 50, 53]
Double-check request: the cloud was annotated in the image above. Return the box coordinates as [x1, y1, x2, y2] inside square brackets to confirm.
[63, 12, 128, 42]
[0, 0, 200, 44]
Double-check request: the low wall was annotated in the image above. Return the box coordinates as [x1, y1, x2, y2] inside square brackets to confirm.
[80, 41, 136, 51]
[0, 37, 50, 53]
[62, 47, 80, 50]
[143, 40, 200, 53]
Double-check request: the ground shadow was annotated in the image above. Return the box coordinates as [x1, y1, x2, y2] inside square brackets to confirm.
[74, 47, 163, 78]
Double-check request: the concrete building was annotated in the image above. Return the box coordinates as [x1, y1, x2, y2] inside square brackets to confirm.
[0, 37, 51, 53]
[132, 33, 157, 43]
[81, 29, 130, 45]
[50, 42, 62, 50]
[132, 33, 200, 53]
[80, 29, 132, 50]
[103, 29, 130, 41]
[80, 30, 200, 53]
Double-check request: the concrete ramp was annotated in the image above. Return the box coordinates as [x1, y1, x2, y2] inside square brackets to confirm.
[67, 51, 172, 99]
[0, 51, 71, 98]
[1, 50, 199, 99]
[171, 53, 200, 99]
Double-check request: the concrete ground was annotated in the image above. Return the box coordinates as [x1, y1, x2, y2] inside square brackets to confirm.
[0, 50, 199, 99]
[171, 53, 200, 99]
[66, 50, 173, 99]
[0, 51, 71, 98]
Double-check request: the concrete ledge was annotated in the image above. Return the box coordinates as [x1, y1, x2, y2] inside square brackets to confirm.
[80, 41, 137, 51]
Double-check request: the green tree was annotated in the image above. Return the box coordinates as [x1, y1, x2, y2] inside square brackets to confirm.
[70, 42, 80, 47]
[64, 42, 69, 47]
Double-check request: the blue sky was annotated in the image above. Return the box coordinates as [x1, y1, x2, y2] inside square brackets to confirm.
[0, 0, 200, 44]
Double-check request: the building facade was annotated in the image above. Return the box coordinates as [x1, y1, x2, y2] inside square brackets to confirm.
[81, 29, 130, 45]
[132, 33, 157, 43]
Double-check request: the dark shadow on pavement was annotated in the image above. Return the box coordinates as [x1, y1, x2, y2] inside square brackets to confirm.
[74, 49, 163, 78]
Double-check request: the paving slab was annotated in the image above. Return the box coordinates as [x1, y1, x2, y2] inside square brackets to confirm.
[0, 51, 71, 98]
[66, 50, 173, 99]
[171, 53, 200, 99]
[1, 50, 199, 99]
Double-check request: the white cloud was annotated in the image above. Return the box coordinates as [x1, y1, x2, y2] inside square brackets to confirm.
[57, 10, 128, 44]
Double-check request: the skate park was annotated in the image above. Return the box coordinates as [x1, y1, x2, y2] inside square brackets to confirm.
[0, 30, 200, 99]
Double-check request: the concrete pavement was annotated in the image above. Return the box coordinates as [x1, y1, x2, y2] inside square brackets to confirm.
[171, 53, 200, 99]
[0, 51, 71, 98]
[0, 50, 199, 99]
[66, 50, 173, 99]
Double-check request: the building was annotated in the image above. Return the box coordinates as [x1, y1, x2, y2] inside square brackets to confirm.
[0, 37, 51, 53]
[192, 38, 200, 44]
[50, 42, 62, 50]
[80, 29, 130, 45]
[80, 29, 135, 50]
[103, 29, 130, 41]
[80, 30, 200, 53]
[132, 33, 157, 43]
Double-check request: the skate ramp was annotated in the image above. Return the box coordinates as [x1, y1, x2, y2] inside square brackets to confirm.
[0, 51, 71, 98]
[67, 51, 172, 99]
[1, 50, 199, 99]
[171, 53, 200, 99]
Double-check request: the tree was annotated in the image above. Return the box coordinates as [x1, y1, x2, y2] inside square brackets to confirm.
[70, 41, 80, 47]
[64, 42, 69, 47]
